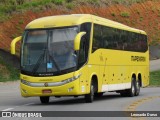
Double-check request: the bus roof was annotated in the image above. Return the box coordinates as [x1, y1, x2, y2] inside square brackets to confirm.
[26, 14, 91, 29]
[26, 14, 146, 35]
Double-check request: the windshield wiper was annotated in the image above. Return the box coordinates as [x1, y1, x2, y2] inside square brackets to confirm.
[32, 48, 46, 74]
[48, 53, 61, 73]
[32, 49, 61, 75]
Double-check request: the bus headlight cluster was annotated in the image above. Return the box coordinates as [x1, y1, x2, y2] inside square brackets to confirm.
[62, 74, 81, 84]
[21, 79, 31, 86]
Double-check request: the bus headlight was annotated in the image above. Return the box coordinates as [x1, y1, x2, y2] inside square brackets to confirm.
[62, 74, 81, 84]
[21, 79, 30, 86]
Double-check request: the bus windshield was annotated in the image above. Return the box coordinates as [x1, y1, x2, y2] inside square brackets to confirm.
[21, 27, 79, 76]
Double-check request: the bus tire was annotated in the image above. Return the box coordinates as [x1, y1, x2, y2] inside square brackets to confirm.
[135, 80, 140, 96]
[127, 78, 136, 97]
[85, 81, 94, 103]
[40, 96, 50, 104]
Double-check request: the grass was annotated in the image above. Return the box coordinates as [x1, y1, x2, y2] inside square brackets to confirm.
[0, 56, 19, 82]
[0, 0, 159, 22]
[120, 12, 130, 18]
[150, 70, 160, 86]
[52, 0, 65, 5]
[66, 2, 74, 9]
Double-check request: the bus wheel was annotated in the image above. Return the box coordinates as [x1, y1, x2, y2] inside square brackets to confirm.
[127, 78, 136, 97]
[94, 92, 104, 98]
[135, 80, 140, 96]
[85, 81, 94, 103]
[40, 96, 50, 104]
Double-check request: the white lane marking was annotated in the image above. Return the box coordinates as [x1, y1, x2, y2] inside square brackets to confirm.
[23, 103, 34, 106]
[2, 108, 14, 111]
[1, 102, 35, 111]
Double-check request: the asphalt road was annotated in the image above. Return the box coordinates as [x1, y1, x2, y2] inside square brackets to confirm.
[0, 59, 160, 120]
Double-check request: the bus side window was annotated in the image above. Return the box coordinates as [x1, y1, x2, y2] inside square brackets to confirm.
[106, 27, 115, 49]
[126, 32, 133, 51]
[140, 34, 148, 52]
[79, 36, 86, 66]
[92, 24, 103, 52]
[116, 29, 123, 50]
[121, 30, 127, 50]
[102, 26, 110, 49]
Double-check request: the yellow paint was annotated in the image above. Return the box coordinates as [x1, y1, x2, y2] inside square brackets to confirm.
[11, 36, 22, 54]
[11, 14, 149, 97]
[74, 32, 86, 50]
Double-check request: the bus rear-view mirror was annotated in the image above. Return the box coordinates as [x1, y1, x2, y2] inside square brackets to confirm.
[74, 32, 86, 51]
[11, 36, 22, 55]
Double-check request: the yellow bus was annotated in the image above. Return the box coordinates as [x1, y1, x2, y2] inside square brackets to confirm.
[11, 14, 149, 103]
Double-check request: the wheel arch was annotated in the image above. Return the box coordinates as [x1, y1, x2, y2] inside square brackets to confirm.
[131, 73, 136, 82]
[137, 73, 142, 87]
[89, 73, 98, 93]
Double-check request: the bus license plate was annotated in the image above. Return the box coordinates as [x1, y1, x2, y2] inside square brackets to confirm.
[42, 89, 52, 94]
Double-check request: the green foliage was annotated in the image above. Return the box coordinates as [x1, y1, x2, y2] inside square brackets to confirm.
[66, 3, 74, 9]
[140, 16, 143, 21]
[111, 12, 116, 17]
[52, 0, 64, 5]
[1, 4, 17, 14]
[120, 12, 130, 18]
[111, 0, 147, 5]
[66, 0, 73, 2]
[11, 34, 18, 39]
[112, 0, 126, 4]
[18, 19, 24, 24]
[0, 0, 159, 22]
[150, 70, 160, 86]
[87, 0, 98, 4]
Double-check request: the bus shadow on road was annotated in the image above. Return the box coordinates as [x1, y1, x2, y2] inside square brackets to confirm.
[34, 93, 125, 105]
[94, 93, 123, 101]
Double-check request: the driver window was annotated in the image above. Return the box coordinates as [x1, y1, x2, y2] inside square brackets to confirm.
[78, 23, 91, 68]
[79, 36, 86, 66]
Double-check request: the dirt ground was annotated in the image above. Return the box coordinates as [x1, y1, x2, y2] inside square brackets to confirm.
[1, 1, 160, 52]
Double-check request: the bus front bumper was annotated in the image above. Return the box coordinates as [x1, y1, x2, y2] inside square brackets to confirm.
[20, 79, 82, 97]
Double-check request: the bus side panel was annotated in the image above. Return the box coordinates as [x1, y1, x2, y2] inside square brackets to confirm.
[78, 65, 89, 94]
[88, 49, 104, 93]
[88, 49, 149, 92]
